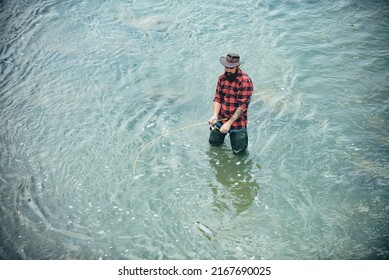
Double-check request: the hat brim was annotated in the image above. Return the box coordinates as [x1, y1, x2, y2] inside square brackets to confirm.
[220, 57, 241, 68]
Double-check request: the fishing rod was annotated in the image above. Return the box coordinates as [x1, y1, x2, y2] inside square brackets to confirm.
[132, 119, 226, 178]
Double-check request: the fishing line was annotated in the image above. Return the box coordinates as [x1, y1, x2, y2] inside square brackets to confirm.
[132, 121, 209, 177]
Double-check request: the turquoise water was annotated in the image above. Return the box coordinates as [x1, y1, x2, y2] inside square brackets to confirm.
[0, 0, 388, 259]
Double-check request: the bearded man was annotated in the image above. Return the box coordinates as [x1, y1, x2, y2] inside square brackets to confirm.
[208, 53, 254, 155]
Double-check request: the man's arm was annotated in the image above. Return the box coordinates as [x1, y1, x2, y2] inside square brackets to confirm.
[209, 102, 221, 125]
[219, 107, 245, 133]
[227, 107, 245, 124]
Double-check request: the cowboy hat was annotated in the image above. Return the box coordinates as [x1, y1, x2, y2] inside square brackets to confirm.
[220, 53, 241, 68]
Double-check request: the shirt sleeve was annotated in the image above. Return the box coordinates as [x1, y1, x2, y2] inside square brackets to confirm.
[238, 76, 253, 110]
[213, 77, 224, 104]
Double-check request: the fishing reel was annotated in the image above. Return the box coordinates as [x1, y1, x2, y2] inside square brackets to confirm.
[209, 118, 226, 131]
[209, 124, 220, 131]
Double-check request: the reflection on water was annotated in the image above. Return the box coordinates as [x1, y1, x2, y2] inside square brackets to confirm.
[207, 146, 260, 216]
[192, 146, 262, 258]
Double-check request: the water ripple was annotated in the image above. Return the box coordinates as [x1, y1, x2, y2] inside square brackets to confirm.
[1, 0, 388, 259]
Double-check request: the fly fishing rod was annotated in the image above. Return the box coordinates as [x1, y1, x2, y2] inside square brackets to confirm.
[132, 121, 207, 177]
[132, 119, 226, 177]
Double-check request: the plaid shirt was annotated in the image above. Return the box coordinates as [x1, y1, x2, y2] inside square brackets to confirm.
[213, 68, 254, 130]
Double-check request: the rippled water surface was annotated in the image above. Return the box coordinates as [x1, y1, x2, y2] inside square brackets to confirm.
[1, 0, 388, 259]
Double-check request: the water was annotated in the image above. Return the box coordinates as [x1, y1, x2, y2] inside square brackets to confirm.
[0, 0, 388, 260]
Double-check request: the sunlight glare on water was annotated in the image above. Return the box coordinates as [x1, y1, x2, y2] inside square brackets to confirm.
[0, 0, 388, 259]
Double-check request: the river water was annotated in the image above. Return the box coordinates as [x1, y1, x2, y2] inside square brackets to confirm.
[0, 0, 388, 260]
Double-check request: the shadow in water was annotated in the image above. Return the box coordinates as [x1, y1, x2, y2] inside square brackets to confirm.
[207, 146, 260, 217]
[195, 146, 261, 243]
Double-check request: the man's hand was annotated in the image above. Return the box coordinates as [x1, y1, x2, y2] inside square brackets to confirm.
[220, 122, 232, 134]
[208, 115, 218, 125]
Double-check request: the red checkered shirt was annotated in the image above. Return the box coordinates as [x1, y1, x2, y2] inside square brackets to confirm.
[213, 68, 254, 130]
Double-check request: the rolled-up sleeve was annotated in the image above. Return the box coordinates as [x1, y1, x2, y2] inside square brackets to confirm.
[238, 76, 253, 110]
[213, 78, 224, 104]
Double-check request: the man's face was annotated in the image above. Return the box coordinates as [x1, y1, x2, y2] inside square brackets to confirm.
[224, 66, 237, 74]
[224, 66, 238, 81]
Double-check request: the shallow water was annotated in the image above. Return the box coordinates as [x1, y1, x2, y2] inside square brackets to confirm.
[0, 0, 388, 259]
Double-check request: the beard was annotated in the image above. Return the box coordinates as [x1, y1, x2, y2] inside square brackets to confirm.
[225, 70, 238, 82]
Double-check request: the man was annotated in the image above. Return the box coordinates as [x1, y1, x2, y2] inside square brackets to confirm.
[208, 53, 254, 155]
